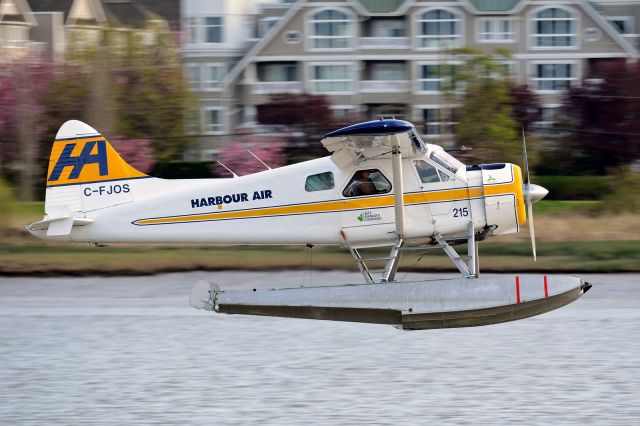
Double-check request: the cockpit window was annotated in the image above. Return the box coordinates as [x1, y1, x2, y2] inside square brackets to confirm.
[343, 169, 391, 197]
[429, 150, 464, 174]
[414, 160, 440, 183]
[415, 160, 451, 183]
[305, 172, 334, 192]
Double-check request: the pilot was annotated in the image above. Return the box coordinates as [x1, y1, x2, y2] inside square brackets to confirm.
[347, 170, 376, 196]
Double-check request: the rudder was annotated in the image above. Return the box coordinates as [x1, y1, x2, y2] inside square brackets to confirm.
[45, 120, 148, 215]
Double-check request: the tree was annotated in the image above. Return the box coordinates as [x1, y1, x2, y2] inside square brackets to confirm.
[256, 92, 336, 157]
[217, 133, 286, 177]
[111, 138, 156, 173]
[0, 62, 55, 200]
[556, 61, 640, 175]
[113, 26, 193, 163]
[449, 49, 521, 165]
[510, 84, 540, 132]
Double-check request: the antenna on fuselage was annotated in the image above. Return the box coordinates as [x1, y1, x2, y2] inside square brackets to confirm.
[246, 149, 271, 170]
[217, 161, 238, 178]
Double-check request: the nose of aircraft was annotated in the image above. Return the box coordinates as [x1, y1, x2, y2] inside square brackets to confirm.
[523, 183, 549, 203]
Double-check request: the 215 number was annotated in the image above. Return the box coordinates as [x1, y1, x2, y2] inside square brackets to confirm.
[453, 207, 469, 218]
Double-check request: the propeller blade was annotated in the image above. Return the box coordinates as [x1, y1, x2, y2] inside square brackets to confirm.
[521, 126, 531, 186]
[522, 127, 536, 261]
[528, 201, 537, 262]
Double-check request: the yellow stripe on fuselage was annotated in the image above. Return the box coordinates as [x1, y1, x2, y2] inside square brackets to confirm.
[133, 176, 523, 226]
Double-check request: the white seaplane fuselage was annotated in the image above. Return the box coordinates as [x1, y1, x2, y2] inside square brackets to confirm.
[30, 145, 524, 247]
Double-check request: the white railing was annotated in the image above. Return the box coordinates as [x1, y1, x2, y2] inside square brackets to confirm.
[360, 37, 410, 49]
[360, 80, 410, 92]
[252, 81, 303, 94]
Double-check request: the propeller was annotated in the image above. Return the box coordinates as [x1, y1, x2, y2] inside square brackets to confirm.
[521, 128, 548, 262]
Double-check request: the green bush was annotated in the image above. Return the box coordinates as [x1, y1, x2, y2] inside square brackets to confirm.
[601, 169, 639, 213]
[535, 176, 612, 200]
[0, 180, 16, 237]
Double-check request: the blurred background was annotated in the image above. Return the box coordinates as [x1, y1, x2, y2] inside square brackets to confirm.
[0, 0, 638, 270]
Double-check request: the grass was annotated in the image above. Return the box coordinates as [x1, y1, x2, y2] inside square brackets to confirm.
[0, 240, 638, 276]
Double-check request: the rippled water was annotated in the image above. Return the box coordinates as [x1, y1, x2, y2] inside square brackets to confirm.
[0, 271, 638, 425]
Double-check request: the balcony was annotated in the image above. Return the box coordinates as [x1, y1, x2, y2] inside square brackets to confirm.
[360, 80, 410, 92]
[252, 81, 302, 95]
[360, 37, 410, 49]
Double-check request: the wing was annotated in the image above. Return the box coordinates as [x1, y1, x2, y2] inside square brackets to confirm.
[321, 119, 426, 168]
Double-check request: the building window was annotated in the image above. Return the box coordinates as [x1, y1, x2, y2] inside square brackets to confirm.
[422, 108, 456, 136]
[535, 106, 560, 128]
[478, 18, 515, 42]
[417, 9, 462, 49]
[183, 17, 198, 43]
[310, 64, 353, 93]
[533, 63, 575, 91]
[185, 65, 200, 91]
[607, 17, 634, 35]
[532, 7, 577, 47]
[203, 108, 224, 134]
[309, 9, 353, 49]
[370, 19, 405, 37]
[370, 62, 405, 80]
[284, 31, 301, 44]
[259, 17, 280, 37]
[418, 64, 458, 92]
[186, 108, 200, 134]
[258, 63, 297, 82]
[205, 17, 223, 43]
[305, 172, 334, 192]
[203, 65, 224, 90]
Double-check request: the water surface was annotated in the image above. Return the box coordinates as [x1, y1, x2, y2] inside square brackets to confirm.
[1, 272, 638, 425]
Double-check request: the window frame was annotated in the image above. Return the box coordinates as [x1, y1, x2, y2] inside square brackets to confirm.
[305, 171, 335, 192]
[202, 63, 225, 91]
[415, 62, 462, 94]
[306, 7, 355, 51]
[531, 61, 579, 93]
[185, 64, 200, 91]
[414, 7, 464, 50]
[342, 169, 392, 198]
[204, 16, 224, 44]
[477, 17, 516, 43]
[307, 62, 356, 94]
[418, 106, 458, 138]
[529, 6, 579, 50]
[607, 16, 635, 35]
[202, 107, 225, 135]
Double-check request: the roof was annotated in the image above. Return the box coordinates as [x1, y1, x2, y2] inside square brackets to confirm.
[27, 0, 178, 28]
[354, 0, 407, 14]
[467, 0, 523, 12]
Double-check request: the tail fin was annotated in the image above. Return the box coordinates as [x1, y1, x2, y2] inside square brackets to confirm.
[47, 120, 146, 188]
[45, 120, 148, 216]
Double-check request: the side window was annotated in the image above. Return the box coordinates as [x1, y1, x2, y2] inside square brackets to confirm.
[343, 169, 391, 197]
[414, 160, 440, 183]
[305, 172, 334, 192]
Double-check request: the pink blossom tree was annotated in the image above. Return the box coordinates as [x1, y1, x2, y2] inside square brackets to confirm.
[110, 137, 156, 173]
[216, 133, 286, 177]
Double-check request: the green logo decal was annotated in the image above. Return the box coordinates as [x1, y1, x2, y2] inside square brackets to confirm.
[357, 213, 365, 222]
[486, 174, 496, 183]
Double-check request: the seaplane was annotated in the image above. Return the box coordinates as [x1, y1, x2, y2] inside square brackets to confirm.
[27, 119, 591, 330]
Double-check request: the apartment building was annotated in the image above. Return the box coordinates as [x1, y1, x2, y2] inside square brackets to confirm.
[0, 0, 179, 64]
[182, 0, 639, 149]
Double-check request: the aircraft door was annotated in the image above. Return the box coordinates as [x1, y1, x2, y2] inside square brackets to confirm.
[340, 168, 396, 244]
